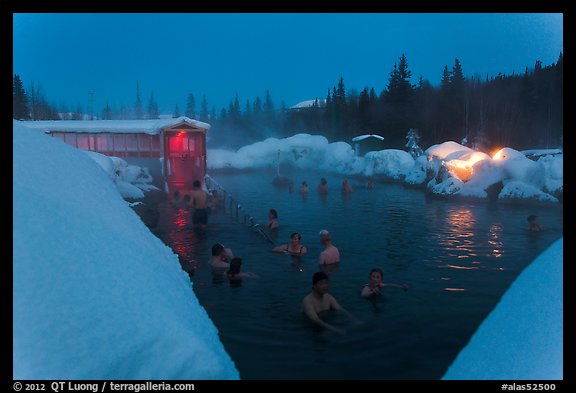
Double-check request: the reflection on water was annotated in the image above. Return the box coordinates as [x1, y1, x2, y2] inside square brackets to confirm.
[488, 223, 504, 258]
[154, 171, 562, 380]
[440, 207, 476, 256]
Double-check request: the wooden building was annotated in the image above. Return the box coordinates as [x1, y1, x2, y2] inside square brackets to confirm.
[20, 116, 209, 193]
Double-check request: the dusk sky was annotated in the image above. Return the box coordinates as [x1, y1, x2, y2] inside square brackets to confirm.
[13, 13, 563, 116]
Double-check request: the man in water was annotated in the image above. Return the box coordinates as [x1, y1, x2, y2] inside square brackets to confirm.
[301, 272, 354, 334]
[190, 180, 209, 227]
[318, 229, 340, 265]
[210, 243, 234, 269]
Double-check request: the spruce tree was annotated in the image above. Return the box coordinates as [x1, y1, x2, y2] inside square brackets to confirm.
[134, 81, 143, 119]
[200, 95, 209, 122]
[147, 92, 159, 119]
[13, 74, 30, 119]
[185, 93, 196, 118]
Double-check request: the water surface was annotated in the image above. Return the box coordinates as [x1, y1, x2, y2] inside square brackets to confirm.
[156, 170, 563, 380]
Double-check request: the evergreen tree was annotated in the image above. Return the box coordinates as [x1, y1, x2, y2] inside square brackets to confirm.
[29, 82, 37, 120]
[440, 65, 451, 91]
[405, 128, 424, 158]
[263, 90, 275, 126]
[185, 93, 196, 118]
[386, 53, 414, 102]
[134, 81, 143, 119]
[174, 104, 180, 118]
[147, 91, 159, 119]
[200, 95, 209, 122]
[102, 102, 113, 120]
[13, 74, 30, 119]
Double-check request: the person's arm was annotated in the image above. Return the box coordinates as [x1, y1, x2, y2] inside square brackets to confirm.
[361, 285, 380, 298]
[329, 295, 357, 321]
[302, 299, 345, 335]
[318, 251, 326, 265]
[272, 244, 288, 253]
[239, 272, 260, 279]
[382, 283, 409, 291]
[223, 248, 234, 260]
[299, 246, 308, 255]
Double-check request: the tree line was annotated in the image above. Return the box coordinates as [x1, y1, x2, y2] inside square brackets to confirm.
[13, 52, 562, 152]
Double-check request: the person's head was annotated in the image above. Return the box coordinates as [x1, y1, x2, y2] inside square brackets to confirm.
[312, 271, 329, 294]
[228, 257, 242, 276]
[320, 178, 327, 185]
[269, 209, 278, 219]
[319, 229, 331, 243]
[302, 181, 307, 186]
[527, 214, 538, 223]
[212, 243, 225, 257]
[290, 232, 302, 243]
[193, 180, 201, 189]
[369, 268, 384, 285]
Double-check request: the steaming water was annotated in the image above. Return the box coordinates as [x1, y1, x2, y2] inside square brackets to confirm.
[156, 169, 563, 380]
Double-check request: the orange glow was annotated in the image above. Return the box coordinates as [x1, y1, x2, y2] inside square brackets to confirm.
[176, 131, 186, 137]
[492, 147, 505, 160]
[446, 264, 479, 270]
[446, 160, 473, 182]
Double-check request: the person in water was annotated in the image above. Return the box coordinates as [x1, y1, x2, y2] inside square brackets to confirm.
[299, 181, 309, 194]
[318, 229, 340, 265]
[360, 268, 408, 298]
[341, 179, 353, 193]
[210, 243, 234, 269]
[272, 232, 308, 256]
[301, 271, 354, 335]
[267, 209, 280, 230]
[190, 180, 209, 227]
[527, 214, 543, 232]
[317, 177, 328, 194]
[227, 257, 259, 280]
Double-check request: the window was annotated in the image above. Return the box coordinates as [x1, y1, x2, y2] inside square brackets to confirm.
[126, 134, 138, 151]
[113, 134, 126, 153]
[64, 133, 78, 147]
[77, 135, 90, 150]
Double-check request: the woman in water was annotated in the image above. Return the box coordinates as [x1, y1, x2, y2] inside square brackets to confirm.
[267, 209, 280, 230]
[272, 232, 308, 256]
[227, 257, 259, 281]
[361, 268, 408, 298]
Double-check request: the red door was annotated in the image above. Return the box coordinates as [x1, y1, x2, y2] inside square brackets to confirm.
[164, 131, 205, 192]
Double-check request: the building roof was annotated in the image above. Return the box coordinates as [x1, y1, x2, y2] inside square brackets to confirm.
[18, 116, 210, 134]
[288, 99, 326, 110]
[351, 134, 385, 142]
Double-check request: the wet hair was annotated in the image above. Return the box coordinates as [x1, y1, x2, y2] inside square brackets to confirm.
[312, 271, 329, 286]
[211, 243, 225, 256]
[227, 257, 242, 276]
[269, 209, 278, 218]
[319, 229, 331, 241]
[193, 180, 201, 188]
[369, 268, 383, 279]
[527, 214, 538, 222]
[290, 232, 302, 241]
[320, 178, 327, 185]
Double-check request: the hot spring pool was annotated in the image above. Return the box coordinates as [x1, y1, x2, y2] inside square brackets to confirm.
[155, 169, 563, 380]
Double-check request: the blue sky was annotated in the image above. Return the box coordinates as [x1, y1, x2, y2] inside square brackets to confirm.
[13, 13, 563, 116]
